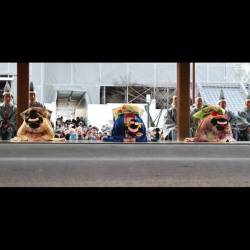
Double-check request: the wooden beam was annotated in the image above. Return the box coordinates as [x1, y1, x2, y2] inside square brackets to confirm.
[17, 63, 29, 129]
[192, 63, 195, 102]
[177, 63, 190, 141]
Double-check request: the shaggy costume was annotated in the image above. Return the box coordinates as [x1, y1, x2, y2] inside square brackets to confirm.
[103, 104, 147, 142]
[185, 105, 235, 142]
[12, 107, 55, 142]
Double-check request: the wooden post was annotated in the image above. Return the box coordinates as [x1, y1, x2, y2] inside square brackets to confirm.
[17, 63, 29, 129]
[192, 63, 195, 102]
[177, 63, 190, 141]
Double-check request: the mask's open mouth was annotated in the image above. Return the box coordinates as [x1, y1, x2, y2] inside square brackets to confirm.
[211, 117, 229, 131]
[26, 117, 42, 129]
[28, 118, 39, 122]
[28, 121, 41, 129]
[128, 120, 140, 133]
[217, 119, 228, 129]
[217, 121, 227, 126]
[128, 126, 139, 133]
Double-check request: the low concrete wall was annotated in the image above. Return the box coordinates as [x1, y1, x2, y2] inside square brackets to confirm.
[0, 142, 250, 186]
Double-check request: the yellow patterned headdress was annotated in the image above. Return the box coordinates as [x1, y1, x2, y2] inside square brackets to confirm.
[112, 104, 144, 120]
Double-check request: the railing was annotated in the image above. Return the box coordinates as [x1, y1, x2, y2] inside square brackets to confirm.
[198, 81, 240, 87]
[240, 82, 248, 97]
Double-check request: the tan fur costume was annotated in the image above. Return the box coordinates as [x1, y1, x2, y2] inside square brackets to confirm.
[12, 107, 54, 141]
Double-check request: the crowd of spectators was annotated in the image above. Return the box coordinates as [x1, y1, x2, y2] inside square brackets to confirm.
[55, 116, 112, 141]
[55, 116, 162, 142]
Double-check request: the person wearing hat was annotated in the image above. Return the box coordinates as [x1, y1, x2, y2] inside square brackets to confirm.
[239, 92, 250, 122]
[238, 92, 250, 140]
[217, 88, 243, 140]
[29, 81, 45, 108]
[0, 82, 17, 140]
[29, 81, 55, 128]
[163, 95, 177, 141]
[217, 89, 235, 122]
[190, 91, 204, 117]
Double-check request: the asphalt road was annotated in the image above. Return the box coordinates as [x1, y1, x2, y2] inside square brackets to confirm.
[1, 142, 250, 186]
